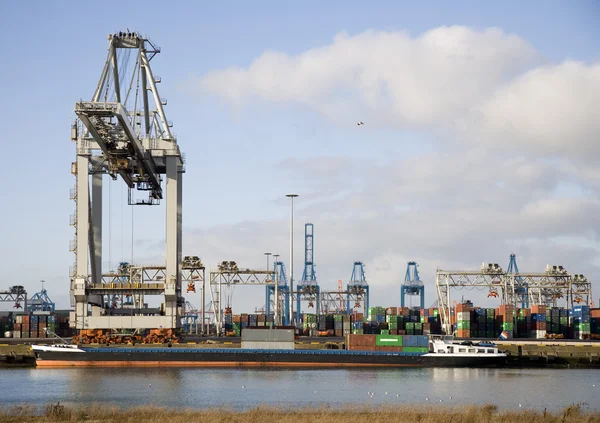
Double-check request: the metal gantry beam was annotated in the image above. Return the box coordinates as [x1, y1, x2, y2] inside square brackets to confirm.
[436, 258, 594, 335]
[435, 263, 507, 335]
[0, 286, 27, 310]
[401, 261, 424, 309]
[208, 261, 280, 335]
[69, 31, 185, 330]
[346, 261, 369, 317]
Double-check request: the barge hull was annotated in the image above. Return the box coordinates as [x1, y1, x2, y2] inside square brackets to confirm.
[35, 349, 507, 368]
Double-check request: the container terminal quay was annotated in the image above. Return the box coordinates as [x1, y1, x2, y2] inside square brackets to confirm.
[1, 31, 599, 368]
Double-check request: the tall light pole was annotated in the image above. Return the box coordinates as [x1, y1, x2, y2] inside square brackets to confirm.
[264, 252, 272, 275]
[264, 252, 272, 323]
[286, 193, 298, 326]
[273, 253, 280, 325]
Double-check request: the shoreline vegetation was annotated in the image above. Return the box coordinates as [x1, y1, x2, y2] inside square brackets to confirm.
[0, 404, 599, 423]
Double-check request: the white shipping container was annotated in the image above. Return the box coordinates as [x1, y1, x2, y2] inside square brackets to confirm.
[457, 312, 470, 321]
[242, 328, 294, 342]
[241, 341, 294, 350]
[530, 330, 546, 339]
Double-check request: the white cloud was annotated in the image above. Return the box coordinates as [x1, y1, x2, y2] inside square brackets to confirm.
[464, 61, 600, 158]
[176, 25, 600, 311]
[198, 26, 540, 127]
[197, 26, 600, 161]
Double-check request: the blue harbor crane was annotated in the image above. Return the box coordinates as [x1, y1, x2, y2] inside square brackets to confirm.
[26, 280, 55, 313]
[296, 223, 320, 324]
[507, 253, 529, 309]
[401, 261, 425, 309]
[346, 261, 370, 318]
[265, 260, 291, 325]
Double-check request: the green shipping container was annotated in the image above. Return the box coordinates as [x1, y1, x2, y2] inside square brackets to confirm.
[402, 346, 429, 353]
[380, 330, 390, 335]
[502, 322, 514, 330]
[457, 321, 470, 329]
[375, 335, 403, 347]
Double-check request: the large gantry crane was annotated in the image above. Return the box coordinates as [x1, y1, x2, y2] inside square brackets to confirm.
[69, 31, 201, 331]
[209, 261, 278, 336]
[296, 223, 320, 323]
[436, 255, 593, 335]
[345, 261, 369, 317]
[401, 261, 425, 309]
[265, 260, 290, 325]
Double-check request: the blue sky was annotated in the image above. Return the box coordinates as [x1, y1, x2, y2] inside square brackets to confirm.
[0, 1, 599, 311]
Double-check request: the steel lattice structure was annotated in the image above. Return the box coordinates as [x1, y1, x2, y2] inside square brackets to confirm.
[265, 261, 290, 325]
[69, 31, 197, 330]
[296, 223, 320, 322]
[436, 257, 593, 335]
[209, 261, 282, 335]
[401, 261, 424, 309]
[345, 261, 369, 317]
[0, 286, 27, 310]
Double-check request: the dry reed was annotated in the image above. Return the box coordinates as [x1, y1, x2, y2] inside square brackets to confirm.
[0, 403, 597, 423]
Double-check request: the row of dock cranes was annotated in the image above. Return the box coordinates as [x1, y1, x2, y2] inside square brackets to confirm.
[182, 222, 428, 335]
[0, 282, 55, 312]
[65, 31, 593, 335]
[435, 254, 594, 334]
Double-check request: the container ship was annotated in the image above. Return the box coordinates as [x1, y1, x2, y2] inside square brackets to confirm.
[32, 333, 507, 368]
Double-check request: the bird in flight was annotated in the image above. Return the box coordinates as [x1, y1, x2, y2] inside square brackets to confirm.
[357, 121, 364, 126]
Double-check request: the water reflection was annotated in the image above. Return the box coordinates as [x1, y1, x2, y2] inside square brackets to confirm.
[0, 368, 598, 411]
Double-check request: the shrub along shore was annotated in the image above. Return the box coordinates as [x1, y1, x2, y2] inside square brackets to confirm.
[0, 403, 599, 423]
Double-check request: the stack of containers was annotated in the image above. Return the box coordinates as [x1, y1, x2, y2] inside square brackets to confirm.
[398, 307, 409, 333]
[249, 313, 258, 328]
[560, 308, 569, 338]
[516, 309, 531, 338]
[352, 317, 364, 335]
[387, 313, 399, 335]
[368, 307, 386, 324]
[545, 308, 568, 337]
[455, 303, 470, 338]
[471, 308, 486, 338]
[0, 315, 13, 337]
[21, 314, 30, 338]
[401, 335, 429, 353]
[334, 314, 343, 337]
[240, 313, 249, 331]
[496, 305, 514, 339]
[428, 308, 442, 335]
[420, 308, 429, 324]
[30, 315, 39, 338]
[232, 314, 241, 336]
[485, 308, 495, 338]
[346, 334, 428, 352]
[256, 314, 266, 327]
[530, 305, 546, 338]
[224, 311, 233, 334]
[343, 315, 351, 336]
[591, 309, 600, 337]
[305, 314, 318, 335]
[573, 305, 591, 339]
[266, 313, 274, 328]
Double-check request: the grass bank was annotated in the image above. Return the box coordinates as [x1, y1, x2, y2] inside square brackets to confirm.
[0, 403, 598, 423]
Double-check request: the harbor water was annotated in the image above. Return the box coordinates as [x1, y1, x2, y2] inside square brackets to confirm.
[0, 367, 599, 411]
